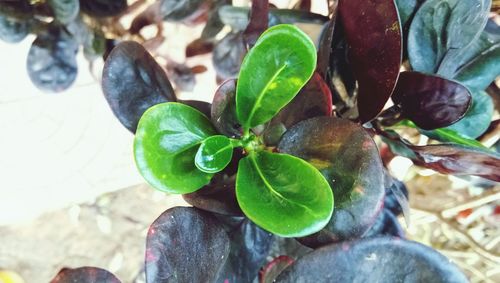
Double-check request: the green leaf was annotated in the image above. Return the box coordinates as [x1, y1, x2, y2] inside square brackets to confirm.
[236, 24, 317, 129]
[408, 0, 490, 76]
[236, 151, 333, 237]
[134, 102, 216, 193]
[395, 0, 420, 28]
[420, 128, 486, 149]
[417, 90, 493, 147]
[455, 43, 500, 91]
[195, 135, 234, 173]
[444, 90, 493, 138]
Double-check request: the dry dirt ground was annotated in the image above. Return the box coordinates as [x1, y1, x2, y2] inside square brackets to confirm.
[0, 184, 187, 283]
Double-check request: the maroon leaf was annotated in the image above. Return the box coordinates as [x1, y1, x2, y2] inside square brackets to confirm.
[183, 175, 241, 216]
[129, 2, 162, 34]
[392, 72, 472, 130]
[216, 216, 274, 282]
[213, 32, 246, 80]
[338, 0, 402, 123]
[50, 267, 120, 283]
[265, 72, 332, 145]
[316, 15, 336, 80]
[259, 256, 295, 283]
[211, 79, 242, 138]
[101, 41, 176, 132]
[278, 117, 385, 247]
[275, 237, 468, 282]
[183, 149, 244, 216]
[243, 0, 269, 47]
[380, 129, 500, 182]
[145, 207, 230, 283]
[186, 38, 214, 57]
[180, 99, 212, 117]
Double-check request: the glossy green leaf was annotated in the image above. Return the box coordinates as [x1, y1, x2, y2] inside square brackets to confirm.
[408, 0, 490, 76]
[421, 128, 486, 149]
[236, 24, 317, 129]
[195, 135, 234, 173]
[134, 102, 216, 194]
[398, 120, 486, 148]
[236, 151, 333, 237]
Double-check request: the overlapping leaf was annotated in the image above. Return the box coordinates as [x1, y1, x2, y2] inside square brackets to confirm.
[408, 0, 491, 76]
[381, 129, 500, 182]
[236, 24, 317, 128]
[211, 79, 242, 138]
[275, 238, 468, 282]
[392, 72, 472, 130]
[195, 135, 234, 173]
[338, 0, 402, 122]
[134, 103, 216, 193]
[278, 117, 384, 246]
[145, 207, 231, 283]
[50, 267, 120, 283]
[236, 151, 334, 237]
[102, 41, 176, 132]
[27, 26, 78, 93]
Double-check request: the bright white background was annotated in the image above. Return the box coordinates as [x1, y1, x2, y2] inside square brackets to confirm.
[0, 37, 142, 225]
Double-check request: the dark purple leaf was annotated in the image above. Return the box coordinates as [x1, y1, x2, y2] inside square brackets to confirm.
[101, 41, 176, 133]
[145, 207, 230, 283]
[278, 117, 385, 247]
[275, 237, 468, 282]
[392, 71, 472, 130]
[215, 216, 275, 282]
[50, 267, 120, 283]
[363, 210, 405, 239]
[381, 129, 500, 182]
[167, 63, 196, 92]
[212, 32, 246, 80]
[384, 178, 409, 216]
[183, 174, 241, 216]
[338, 0, 402, 123]
[129, 2, 162, 34]
[180, 99, 211, 117]
[243, 0, 269, 47]
[183, 148, 244, 216]
[264, 72, 332, 145]
[79, 0, 127, 17]
[27, 25, 78, 93]
[259, 256, 294, 283]
[316, 16, 336, 80]
[211, 79, 242, 138]
[213, 32, 246, 80]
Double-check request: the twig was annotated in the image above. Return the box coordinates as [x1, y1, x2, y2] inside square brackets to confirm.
[412, 208, 500, 264]
[441, 189, 500, 218]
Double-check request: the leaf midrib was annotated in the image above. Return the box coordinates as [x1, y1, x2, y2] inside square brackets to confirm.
[245, 63, 288, 126]
[248, 153, 316, 215]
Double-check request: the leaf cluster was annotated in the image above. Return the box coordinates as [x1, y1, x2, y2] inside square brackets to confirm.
[27, 0, 500, 281]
